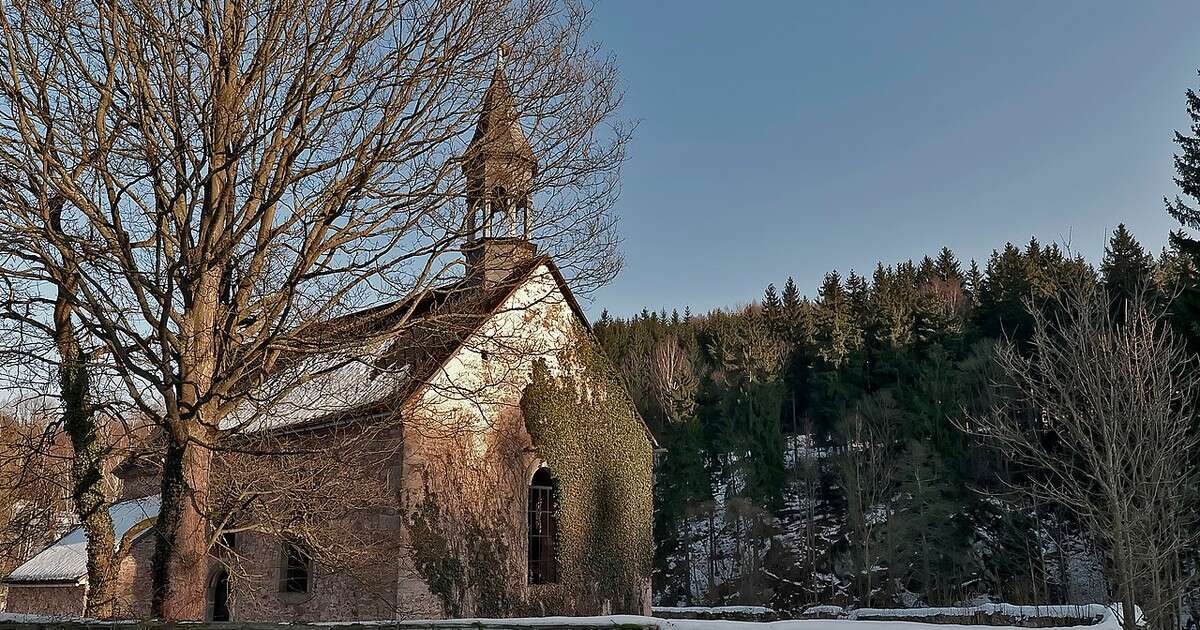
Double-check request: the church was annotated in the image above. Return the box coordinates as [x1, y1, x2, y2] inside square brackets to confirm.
[2, 59, 657, 623]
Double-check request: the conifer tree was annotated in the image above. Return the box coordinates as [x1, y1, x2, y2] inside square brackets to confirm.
[814, 271, 854, 367]
[763, 283, 783, 323]
[1100, 224, 1154, 312]
[1165, 75, 1200, 349]
[917, 256, 936, 285]
[934, 247, 963, 283]
[965, 260, 984, 307]
[780, 276, 806, 346]
[846, 271, 871, 326]
[1156, 244, 1191, 297]
[979, 244, 1033, 340]
[782, 277, 802, 317]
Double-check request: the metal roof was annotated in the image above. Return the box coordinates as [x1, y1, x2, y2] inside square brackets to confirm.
[4, 495, 160, 585]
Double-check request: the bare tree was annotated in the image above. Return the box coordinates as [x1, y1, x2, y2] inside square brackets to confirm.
[0, 413, 72, 581]
[0, 0, 629, 617]
[650, 334, 698, 423]
[0, 196, 131, 616]
[207, 422, 404, 618]
[971, 286, 1200, 630]
[837, 391, 899, 607]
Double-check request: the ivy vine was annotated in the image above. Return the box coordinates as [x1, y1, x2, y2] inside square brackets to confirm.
[408, 324, 654, 616]
[519, 325, 654, 614]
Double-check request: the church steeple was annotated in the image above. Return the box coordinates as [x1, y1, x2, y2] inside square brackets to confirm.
[462, 47, 538, 288]
[464, 46, 537, 241]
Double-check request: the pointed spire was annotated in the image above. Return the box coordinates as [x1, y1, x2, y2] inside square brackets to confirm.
[468, 46, 535, 164]
[463, 43, 540, 255]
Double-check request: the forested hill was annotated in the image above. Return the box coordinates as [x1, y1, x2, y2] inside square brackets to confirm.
[594, 225, 1187, 610]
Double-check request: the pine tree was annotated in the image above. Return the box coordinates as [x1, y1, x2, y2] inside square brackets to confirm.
[891, 441, 969, 605]
[978, 244, 1033, 340]
[846, 271, 870, 325]
[917, 255, 936, 285]
[965, 260, 983, 307]
[1100, 224, 1154, 312]
[782, 276, 802, 316]
[934, 247, 963, 284]
[814, 271, 854, 367]
[1156, 244, 1191, 297]
[710, 315, 786, 507]
[763, 283, 782, 318]
[1165, 76, 1200, 350]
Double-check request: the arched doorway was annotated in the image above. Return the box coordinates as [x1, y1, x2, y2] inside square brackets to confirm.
[206, 568, 231, 622]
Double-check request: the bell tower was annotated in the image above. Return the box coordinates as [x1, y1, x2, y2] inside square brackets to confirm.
[461, 47, 538, 287]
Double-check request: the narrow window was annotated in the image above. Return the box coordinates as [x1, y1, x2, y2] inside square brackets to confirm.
[528, 467, 559, 584]
[206, 569, 231, 622]
[279, 542, 313, 594]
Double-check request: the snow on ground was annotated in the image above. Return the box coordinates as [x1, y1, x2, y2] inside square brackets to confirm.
[387, 608, 1126, 630]
[0, 604, 1130, 629]
[844, 604, 1112, 620]
[655, 606, 777, 615]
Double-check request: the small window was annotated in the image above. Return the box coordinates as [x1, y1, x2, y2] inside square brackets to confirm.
[219, 532, 237, 552]
[279, 542, 313, 594]
[207, 569, 231, 622]
[386, 464, 403, 494]
[528, 467, 559, 584]
[480, 349, 490, 362]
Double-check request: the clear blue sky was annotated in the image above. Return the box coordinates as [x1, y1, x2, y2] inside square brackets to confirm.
[585, 0, 1200, 317]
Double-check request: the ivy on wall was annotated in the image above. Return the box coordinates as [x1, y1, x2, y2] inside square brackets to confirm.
[408, 473, 517, 618]
[407, 324, 654, 617]
[519, 325, 654, 614]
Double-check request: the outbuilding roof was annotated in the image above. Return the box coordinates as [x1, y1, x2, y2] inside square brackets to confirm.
[4, 495, 160, 585]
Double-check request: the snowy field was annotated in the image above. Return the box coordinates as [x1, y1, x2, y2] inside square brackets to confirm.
[0, 604, 1129, 630]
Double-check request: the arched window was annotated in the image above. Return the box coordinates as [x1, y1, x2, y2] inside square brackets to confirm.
[206, 568, 231, 621]
[279, 542, 313, 594]
[528, 467, 559, 584]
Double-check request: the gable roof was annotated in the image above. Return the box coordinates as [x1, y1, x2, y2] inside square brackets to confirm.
[4, 495, 160, 585]
[242, 255, 657, 448]
[221, 255, 577, 434]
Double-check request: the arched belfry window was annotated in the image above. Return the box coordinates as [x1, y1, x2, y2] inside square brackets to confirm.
[528, 467, 559, 584]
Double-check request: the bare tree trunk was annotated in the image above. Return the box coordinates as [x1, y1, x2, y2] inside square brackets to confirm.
[57, 329, 117, 618]
[51, 205, 117, 620]
[152, 434, 214, 619]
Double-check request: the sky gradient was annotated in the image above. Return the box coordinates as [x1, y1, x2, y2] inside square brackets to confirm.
[586, 1, 1200, 317]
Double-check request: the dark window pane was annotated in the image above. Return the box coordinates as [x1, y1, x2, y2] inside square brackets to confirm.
[528, 473, 559, 584]
[282, 544, 311, 594]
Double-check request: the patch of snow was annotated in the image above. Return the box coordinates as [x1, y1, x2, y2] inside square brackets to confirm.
[0, 612, 78, 623]
[655, 606, 776, 615]
[803, 606, 847, 616]
[220, 342, 410, 431]
[4, 495, 160, 584]
[377, 608, 1126, 630]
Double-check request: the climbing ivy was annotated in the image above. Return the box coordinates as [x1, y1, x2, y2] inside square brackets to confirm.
[407, 324, 654, 617]
[408, 473, 517, 618]
[519, 325, 654, 613]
